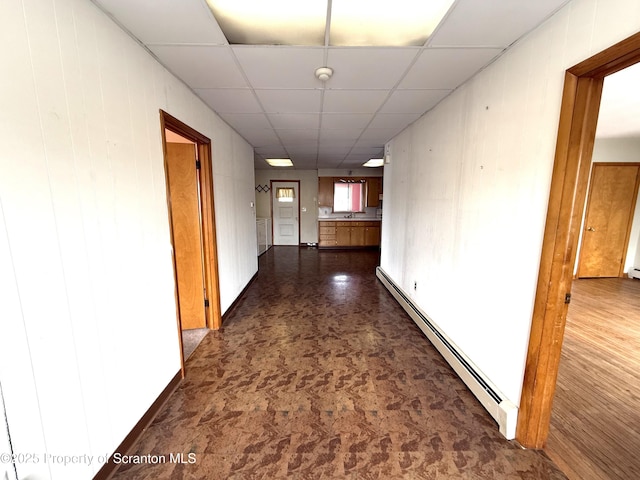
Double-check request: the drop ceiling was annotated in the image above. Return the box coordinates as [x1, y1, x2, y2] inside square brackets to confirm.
[93, 0, 571, 170]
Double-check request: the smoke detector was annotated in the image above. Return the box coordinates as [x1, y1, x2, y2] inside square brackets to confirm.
[315, 67, 333, 82]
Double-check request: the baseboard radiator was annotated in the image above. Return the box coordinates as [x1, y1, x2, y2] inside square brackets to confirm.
[376, 267, 518, 439]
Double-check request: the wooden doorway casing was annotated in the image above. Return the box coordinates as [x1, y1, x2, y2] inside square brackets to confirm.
[516, 32, 640, 449]
[160, 110, 222, 376]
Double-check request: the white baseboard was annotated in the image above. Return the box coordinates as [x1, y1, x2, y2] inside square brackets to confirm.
[376, 267, 518, 439]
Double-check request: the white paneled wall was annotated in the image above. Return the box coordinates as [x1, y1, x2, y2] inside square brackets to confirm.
[381, 0, 640, 408]
[0, 0, 256, 478]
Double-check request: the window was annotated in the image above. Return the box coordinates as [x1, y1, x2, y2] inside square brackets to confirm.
[334, 181, 365, 212]
[276, 187, 295, 203]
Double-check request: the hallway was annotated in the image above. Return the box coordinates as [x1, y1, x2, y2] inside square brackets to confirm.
[111, 247, 565, 479]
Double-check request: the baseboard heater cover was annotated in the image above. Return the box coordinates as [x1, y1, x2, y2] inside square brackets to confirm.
[376, 267, 518, 440]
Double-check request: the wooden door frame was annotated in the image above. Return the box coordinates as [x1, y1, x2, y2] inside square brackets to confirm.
[160, 111, 222, 376]
[516, 32, 640, 449]
[577, 162, 640, 278]
[270, 180, 301, 246]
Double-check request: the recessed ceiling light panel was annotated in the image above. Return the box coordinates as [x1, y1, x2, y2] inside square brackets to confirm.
[266, 158, 294, 167]
[330, 0, 455, 47]
[363, 158, 384, 167]
[206, 0, 327, 45]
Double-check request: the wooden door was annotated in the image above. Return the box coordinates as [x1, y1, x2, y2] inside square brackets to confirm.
[166, 142, 206, 329]
[577, 163, 640, 278]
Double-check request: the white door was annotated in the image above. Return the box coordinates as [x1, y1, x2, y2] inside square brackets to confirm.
[272, 181, 299, 245]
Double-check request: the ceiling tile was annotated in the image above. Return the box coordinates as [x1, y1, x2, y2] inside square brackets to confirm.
[318, 145, 351, 157]
[320, 128, 364, 142]
[430, 0, 570, 47]
[150, 46, 247, 88]
[233, 47, 325, 89]
[286, 146, 318, 157]
[326, 48, 419, 89]
[256, 90, 322, 113]
[353, 138, 386, 149]
[323, 90, 389, 113]
[255, 146, 288, 157]
[268, 114, 320, 129]
[287, 148, 318, 167]
[399, 48, 502, 89]
[321, 113, 373, 130]
[195, 88, 262, 113]
[275, 129, 320, 144]
[349, 146, 384, 156]
[218, 113, 271, 130]
[368, 113, 421, 129]
[358, 127, 407, 143]
[236, 129, 281, 147]
[380, 89, 451, 113]
[94, 0, 227, 44]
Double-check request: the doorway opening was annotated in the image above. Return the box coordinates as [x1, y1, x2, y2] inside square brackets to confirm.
[516, 32, 640, 449]
[160, 111, 222, 376]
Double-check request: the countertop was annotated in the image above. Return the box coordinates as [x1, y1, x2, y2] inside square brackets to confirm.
[318, 217, 381, 222]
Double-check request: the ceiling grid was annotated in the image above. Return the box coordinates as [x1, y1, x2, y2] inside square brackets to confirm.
[93, 0, 573, 169]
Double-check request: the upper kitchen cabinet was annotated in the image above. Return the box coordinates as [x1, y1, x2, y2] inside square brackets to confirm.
[366, 177, 382, 208]
[318, 177, 334, 207]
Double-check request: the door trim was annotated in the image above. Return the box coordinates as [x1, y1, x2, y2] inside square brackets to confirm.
[516, 32, 640, 448]
[270, 180, 301, 246]
[160, 111, 222, 376]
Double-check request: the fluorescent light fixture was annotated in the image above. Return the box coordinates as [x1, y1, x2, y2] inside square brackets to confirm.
[207, 0, 454, 47]
[266, 158, 294, 167]
[206, 0, 327, 45]
[363, 158, 384, 167]
[330, 0, 455, 46]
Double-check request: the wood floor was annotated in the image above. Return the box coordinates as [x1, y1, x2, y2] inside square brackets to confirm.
[545, 278, 640, 480]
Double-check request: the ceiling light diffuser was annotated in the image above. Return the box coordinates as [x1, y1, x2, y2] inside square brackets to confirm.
[363, 158, 384, 167]
[265, 158, 294, 167]
[206, 0, 327, 45]
[329, 0, 455, 46]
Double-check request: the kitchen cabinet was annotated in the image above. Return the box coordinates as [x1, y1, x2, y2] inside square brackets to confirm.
[364, 225, 381, 246]
[336, 222, 352, 245]
[319, 220, 380, 248]
[319, 221, 337, 247]
[318, 177, 334, 207]
[366, 178, 382, 207]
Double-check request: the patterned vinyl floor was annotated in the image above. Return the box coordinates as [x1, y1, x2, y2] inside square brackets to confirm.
[111, 247, 566, 479]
